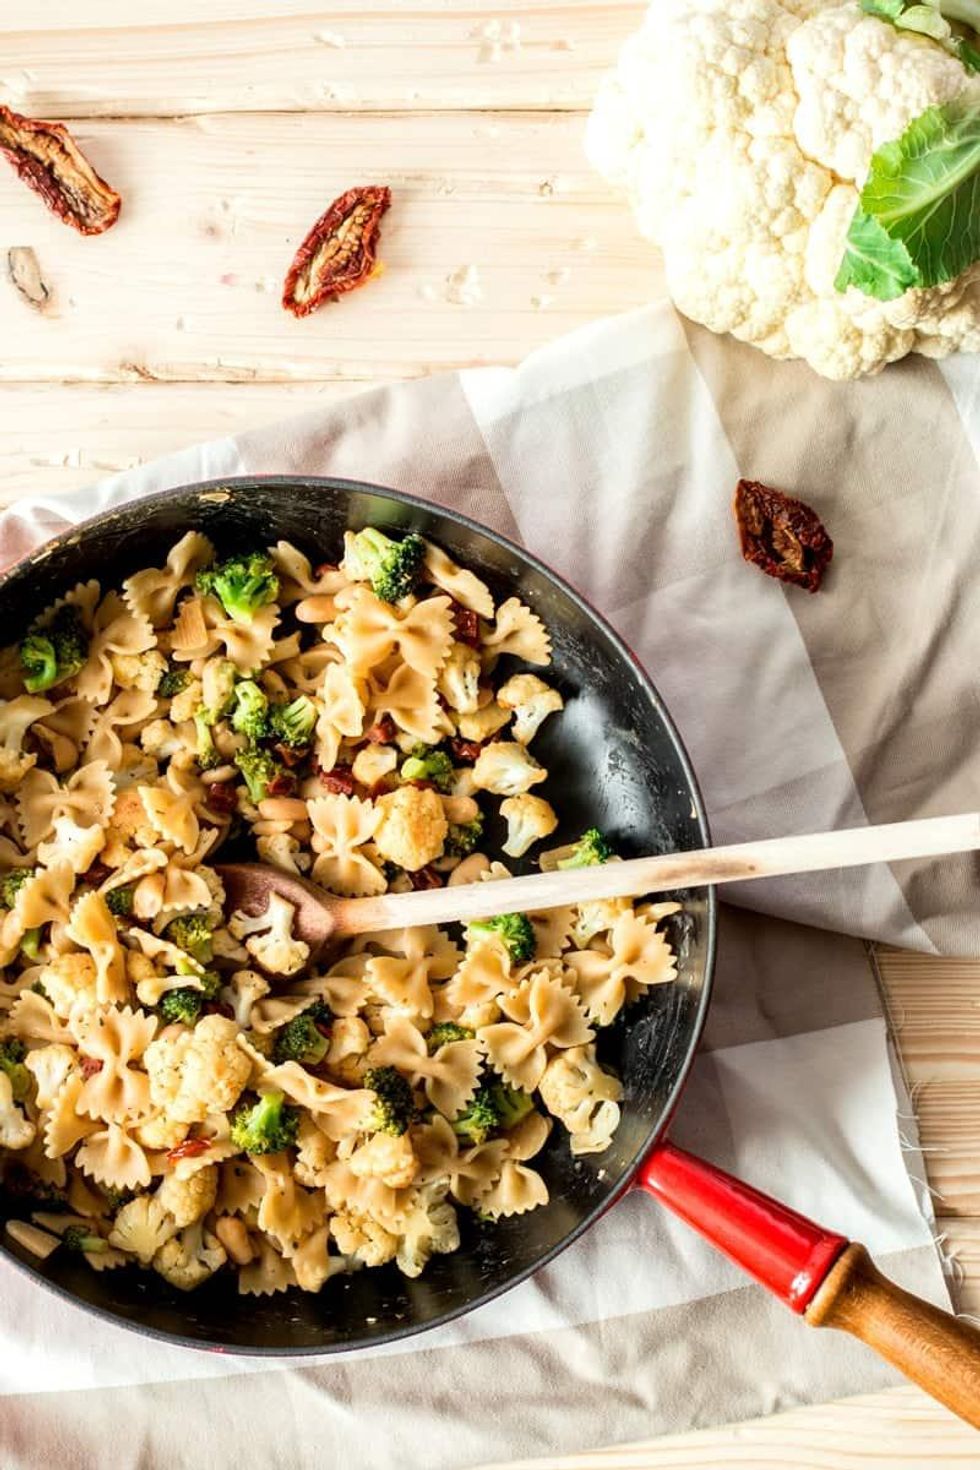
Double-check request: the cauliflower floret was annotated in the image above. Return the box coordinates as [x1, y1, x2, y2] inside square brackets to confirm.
[350, 744, 398, 788]
[156, 1163, 218, 1227]
[438, 643, 482, 714]
[256, 832, 311, 877]
[456, 702, 512, 744]
[144, 1014, 251, 1124]
[140, 718, 185, 761]
[228, 893, 309, 977]
[111, 650, 168, 694]
[499, 794, 558, 858]
[395, 1182, 460, 1279]
[222, 969, 270, 1029]
[39, 951, 100, 1019]
[570, 897, 631, 948]
[106, 786, 158, 847]
[294, 1114, 336, 1188]
[0, 749, 36, 794]
[134, 1114, 189, 1151]
[109, 1194, 179, 1264]
[348, 1131, 418, 1190]
[326, 1015, 371, 1086]
[330, 1209, 397, 1268]
[539, 1045, 622, 1154]
[24, 1043, 76, 1109]
[169, 678, 203, 725]
[373, 784, 448, 871]
[0, 1072, 34, 1150]
[472, 742, 547, 797]
[152, 1221, 227, 1291]
[496, 674, 564, 745]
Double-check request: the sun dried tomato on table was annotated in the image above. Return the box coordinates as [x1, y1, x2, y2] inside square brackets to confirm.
[0, 105, 120, 235]
[733, 479, 833, 594]
[282, 184, 391, 318]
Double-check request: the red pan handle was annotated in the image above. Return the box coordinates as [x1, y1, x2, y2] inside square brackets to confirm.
[639, 1141, 980, 1426]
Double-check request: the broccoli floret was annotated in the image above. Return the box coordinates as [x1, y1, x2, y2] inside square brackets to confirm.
[230, 1089, 299, 1155]
[196, 552, 279, 626]
[157, 663, 191, 698]
[193, 708, 222, 771]
[0, 868, 33, 911]
[347, 528, 426, 604]
[446, 815, 484, 857]
[363, 1066, 415, 1137]
[272, 1003, 331, 1066]
[269, 695, 317, 748]
[158, 969, 221, 1026]
[100, 1185, 134, 1211]
[19, 606, 88, 694]
[452, 1078, 534, 1145]
[61, 1225, 108, 1255]
[19, 927, 42, 961]
[557, 827, 614, 869]
[0, 1038, 30, 1103]
[233, 745, 281, 803]
[105, 885, 135, 918]
[400, 744, 454, 793]
[427, 1022, 474, 1053]
[468, 913, 536, 963]
[230, 679, 271, 741]
[163, 914, 214, 965]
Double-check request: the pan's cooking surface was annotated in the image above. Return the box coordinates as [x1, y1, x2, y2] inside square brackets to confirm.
[0, 477, 715, 1353]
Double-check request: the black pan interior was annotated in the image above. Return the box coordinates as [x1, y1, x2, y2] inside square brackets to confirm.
[0, 477, 715, 1353]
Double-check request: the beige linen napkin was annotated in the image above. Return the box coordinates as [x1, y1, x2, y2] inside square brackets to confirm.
[0, 302, 968, 1469]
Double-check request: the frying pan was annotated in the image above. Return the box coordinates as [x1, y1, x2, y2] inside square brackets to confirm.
[1, 476, 978, 1424]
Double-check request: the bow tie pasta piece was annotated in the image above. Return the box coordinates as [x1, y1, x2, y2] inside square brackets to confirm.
[421, 541, 494, 619]
[74, 593, 156, 707]
[253, 1152, 327, 1253]
[308, 793, 385, 898]
[44, 1074, 101, 1159]
[330, 586, 454, 681]
[368, 662, 446, 745]
[66, 891, 130, 1005]
[36, 815, 106, 875]
[123, 532, 214, 628]
[365, 925, 459, 1020]
[262, 1060, 375, 1142]
[0, 694, 54, 792]
[85, 689, 158, 768]
[33, 697, 97, 774]
[314, 662, 367, 775]
[71, 1006, 158, 1123]
[368, 1015, 483, 1121]
[445, 940, 515, 1015]
[17, 759, 115, 848]
[6, 990, 71, 1045]
[138, 784, 200, 857]
[481, 598, 551, 667]
[565, 910, 677, 1026]
[270, 541, 349, 605]
[479, 973, 593, 1093]
[238, 1236, 297, 1297]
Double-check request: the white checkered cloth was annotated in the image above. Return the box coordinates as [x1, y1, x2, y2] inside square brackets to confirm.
[1, 302, 972, 1469]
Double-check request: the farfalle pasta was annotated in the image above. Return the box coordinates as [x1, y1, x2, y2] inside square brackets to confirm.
[0, 522, 681, 1298]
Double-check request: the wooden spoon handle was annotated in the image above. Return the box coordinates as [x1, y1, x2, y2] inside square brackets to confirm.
[806, 1244, 980, 1427]
[329, 811, 980, 936]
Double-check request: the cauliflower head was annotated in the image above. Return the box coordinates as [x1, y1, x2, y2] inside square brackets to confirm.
[229, 892, 310, 977]
[330, 1209, 398, 1268]
[109, 1194, 179, 1264]
[587, 0, 980, 378]
[373, 784, 448, 871]
[156, 1163, 219, 1227]
[152, 1221, 227, 1291]
[144, 1014, 251, 1123]
[499, 794, 559, 858]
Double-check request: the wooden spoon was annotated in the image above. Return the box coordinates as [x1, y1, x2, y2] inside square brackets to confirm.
[217, 810, 980, 961]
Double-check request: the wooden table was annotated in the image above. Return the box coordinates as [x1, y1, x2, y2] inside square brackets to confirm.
[1, 5, 978, 1463]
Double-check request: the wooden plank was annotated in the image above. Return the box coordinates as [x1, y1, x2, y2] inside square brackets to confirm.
[0, 4, 642, 117]
[0, 112, 657, 384]
[477, 1386, 980, 1468]
[0, 382, 372, 502]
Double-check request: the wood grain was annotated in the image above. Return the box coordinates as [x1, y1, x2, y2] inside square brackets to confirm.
[0, 4, 642, 117]
[2, 0, 980, 1461]
[0, 113, 658, 384]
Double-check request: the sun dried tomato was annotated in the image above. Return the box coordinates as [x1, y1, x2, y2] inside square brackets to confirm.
[733, 479, 833, 594]
[282, 184, 391, 318]
[0, 105, 120, 235]
[266, 769, 297, 798]
[167, 1138, 211, 1165]
[85, 861, 112, 887]
[365, 716, 396, 745]
[449, 737, 482, 765]
[408, 865, 443, 890]
[451, 603, 481, 648]
[274, 742, 308, 768]
[79, 1056, 103, 1079]
[205, 780, 238, 816]
[318, 764, 355, 796]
